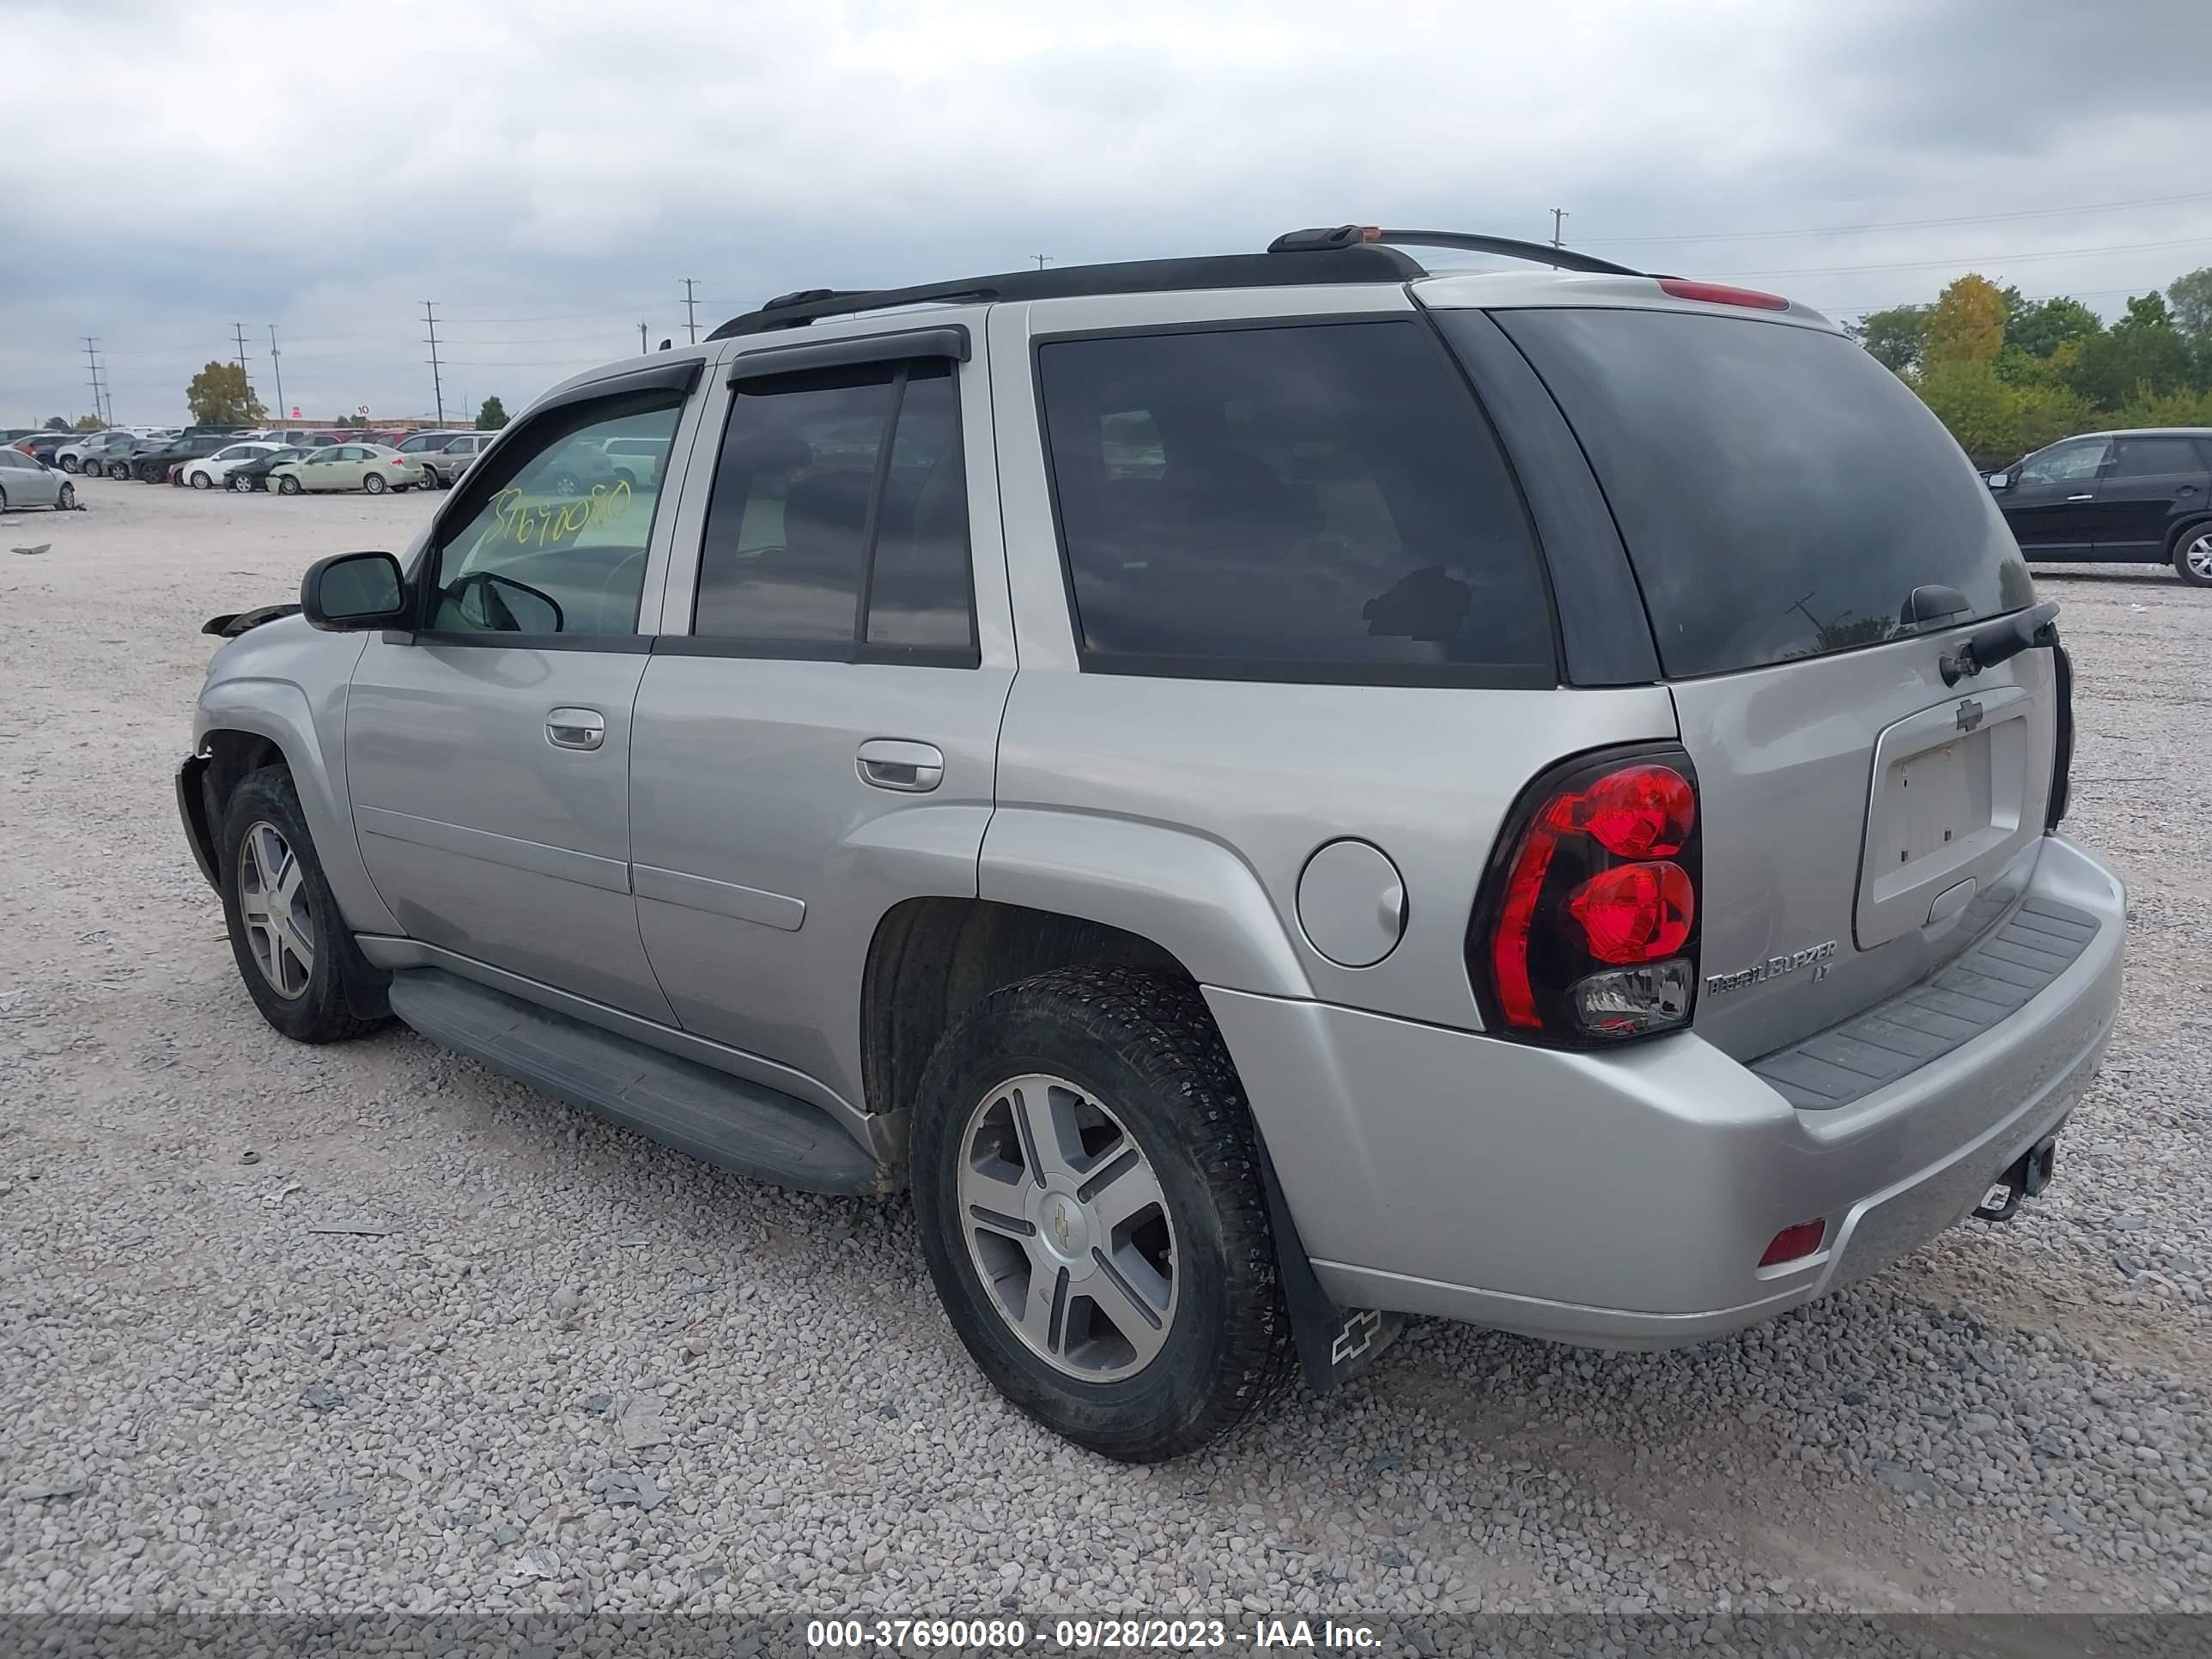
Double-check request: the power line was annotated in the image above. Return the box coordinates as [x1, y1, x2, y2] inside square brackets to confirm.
[682, 278, 700, 345]
[1711, 232, 2212, 282]
[422, 301, 446, 426]
[1583, 187, 2212, 246]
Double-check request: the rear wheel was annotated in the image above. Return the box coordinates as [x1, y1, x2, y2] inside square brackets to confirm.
[217, 769, 386, 1044]
[362, 471, 386, 495]
[909, 966, 1293, 1462]
[2173, 523, 2212, 587]
[231, 473, 253, 493]
[60, 455, 80, 473]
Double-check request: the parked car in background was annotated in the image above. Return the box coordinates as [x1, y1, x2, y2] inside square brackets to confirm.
[225, 447, 313, 493]
[182, 441, 292, 490]
[0, 447, 75, 511]
[15, 432, 74, 465]
[125, 433, 232, 482]
[70, 432, 144, 477]
[265, 443, 426, 495]
[1987, 428, 2212, 586]
[407, 432, 493, 489]
[393, 429, 467, 464]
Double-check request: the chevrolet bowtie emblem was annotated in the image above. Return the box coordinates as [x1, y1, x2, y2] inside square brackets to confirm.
[1956, 698, 1984, 733]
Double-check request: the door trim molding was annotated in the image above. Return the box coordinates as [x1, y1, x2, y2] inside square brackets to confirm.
[356, 805, 631, 894]
[634, 863, 805, 931]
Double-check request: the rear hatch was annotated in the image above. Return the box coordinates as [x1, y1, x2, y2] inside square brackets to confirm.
[1483, 301, 2058, 1061]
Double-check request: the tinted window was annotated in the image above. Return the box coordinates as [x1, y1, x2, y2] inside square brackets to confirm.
[1039, 322, 1551, 683]
[1486, 309, 2032, 678]
[693, 358, 975, 657]
[2111, 436, 2206, 478]
[2017, 440, 2109, 486]
[430, 394, 684, 637]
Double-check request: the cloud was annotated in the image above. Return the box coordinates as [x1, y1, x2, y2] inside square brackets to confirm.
[5, 0, 2210, 422]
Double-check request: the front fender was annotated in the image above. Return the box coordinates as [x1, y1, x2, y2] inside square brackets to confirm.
[977, 808, 1313, 1000]
[196, 653, 399, 936]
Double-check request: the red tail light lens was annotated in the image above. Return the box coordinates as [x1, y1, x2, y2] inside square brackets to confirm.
[1759, 1219, 1826, 1267]
[1657, 277, 1790, 311]
[1472, 750, 1702, 1045]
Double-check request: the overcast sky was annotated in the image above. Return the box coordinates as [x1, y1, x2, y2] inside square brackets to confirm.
[7, 0, 2212, 428]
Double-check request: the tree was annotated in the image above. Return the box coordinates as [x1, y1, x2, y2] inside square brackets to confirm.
[185, 361, 267, 426]
[2064, 291, 2194, 410]
[476, 395, 509, 430]
[2003, 295, 2102, 361]
[1850, 303, 1932, 375]
[338, 413, 369, 429]
[1915, 359, 2090, 468]
[42, 416, 69, 431]
[2167, 266, 2212, 345]
[1925, 274, 2007, 368]
[73, 414, 103, 432]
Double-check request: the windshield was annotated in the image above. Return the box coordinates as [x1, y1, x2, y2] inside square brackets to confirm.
[1472, 307, 2033, 678]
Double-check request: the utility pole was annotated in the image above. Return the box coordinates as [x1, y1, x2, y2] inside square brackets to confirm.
[638, 321, 649, 356]
[682, 278, 700, 344]
[1032, 254, 1053, 270]
[1547, 208, 1568, 270]
[268, 325, 287, 424]
[422, 301, 446, 426]
[233, 322, 256, 412]
[82, 337, 105, 426]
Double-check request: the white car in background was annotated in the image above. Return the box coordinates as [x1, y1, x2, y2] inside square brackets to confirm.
[181, 441, 293, 490]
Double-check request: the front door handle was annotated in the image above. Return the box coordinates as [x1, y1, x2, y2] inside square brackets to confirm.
[857, 738, 944, 793]
[546, 707, 605, 750]
[2065, 493, 2095, 502]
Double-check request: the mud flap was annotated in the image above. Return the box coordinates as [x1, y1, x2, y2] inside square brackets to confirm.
[1257, 1143, 1406, 1395]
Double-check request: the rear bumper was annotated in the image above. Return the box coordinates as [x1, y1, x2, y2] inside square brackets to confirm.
[1208, 834, 2124, 1349]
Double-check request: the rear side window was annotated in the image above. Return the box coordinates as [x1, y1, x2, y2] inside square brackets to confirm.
[691, 357, 975, 661]
[1037, 321, 1553, 684]
[2111, 436, 2206, 477]
[1484, 308, 2032, 678]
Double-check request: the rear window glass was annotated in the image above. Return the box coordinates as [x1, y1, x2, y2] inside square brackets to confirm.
[1483, 308, 2033, 678]
[1037, 320, 1553, 684]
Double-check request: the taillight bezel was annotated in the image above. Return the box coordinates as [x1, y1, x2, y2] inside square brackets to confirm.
[1467, 742, 1704, 1048]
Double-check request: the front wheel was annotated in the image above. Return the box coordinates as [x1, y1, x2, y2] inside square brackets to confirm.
[190, 471, 212, 489]
[277, 474, 301, 495]
[57, 483, 75, 511]
[362, 471, 386, 495]
[2174, 524, 2212, 587]
[217, 769, 386, 1044]
[910, 967, 1293, 1462]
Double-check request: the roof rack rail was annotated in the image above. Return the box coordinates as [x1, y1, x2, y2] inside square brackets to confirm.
[706, 244, 1426, 339]
[702, 224, 1643, 341]
[1268, 224, 1645, 278]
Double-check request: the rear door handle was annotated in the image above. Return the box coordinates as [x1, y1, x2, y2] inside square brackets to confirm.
[857, 738, 944, 793]
[2065, 493, 2095, 502]
[546, 707, 605, 750]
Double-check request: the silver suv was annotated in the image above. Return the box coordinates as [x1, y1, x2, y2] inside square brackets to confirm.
[177, 227, 2125, 1462]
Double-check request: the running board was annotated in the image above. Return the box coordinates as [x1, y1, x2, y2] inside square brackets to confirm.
[385, 969, 884, 1195]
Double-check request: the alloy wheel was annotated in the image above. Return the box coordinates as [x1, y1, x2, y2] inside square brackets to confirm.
[236, 820, 315, 999]
[2185, 530, 2212, 583]
[956, 1073, 1178, 1381]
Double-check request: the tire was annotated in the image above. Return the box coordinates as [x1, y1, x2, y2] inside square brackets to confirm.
[60, 455, 79, 473]
[363, 471, 386, 495]
[231, 473, 253, 494]
[217, 768, 386, 1044]
[190, 470, 212, 489]
[550, 470, 582, 496]
[278, 474, 301, 495]
[57, 483, 74, 511]
[0, 485, 7, 512]
[2173, 521, 2212, 588]
[421, 466, 442, 489]
[909, 966, 1293, 1462]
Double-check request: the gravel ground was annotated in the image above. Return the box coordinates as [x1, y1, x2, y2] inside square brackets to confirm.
[2, 477, 2208, 1628]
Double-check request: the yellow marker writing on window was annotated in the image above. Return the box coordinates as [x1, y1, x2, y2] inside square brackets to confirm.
[490, 480, 632, 549]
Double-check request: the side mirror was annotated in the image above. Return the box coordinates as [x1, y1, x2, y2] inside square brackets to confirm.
[301, 550, 408, 631]
[1986, 472, 2009, 489]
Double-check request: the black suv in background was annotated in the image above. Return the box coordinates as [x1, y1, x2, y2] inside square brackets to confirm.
[123, 431, 236, 483]
[1988, 428, 2212, 586]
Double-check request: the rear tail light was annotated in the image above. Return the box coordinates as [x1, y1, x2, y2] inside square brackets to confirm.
[2046, 641, 2074, 830]
[1469, 746, 1702, 1045]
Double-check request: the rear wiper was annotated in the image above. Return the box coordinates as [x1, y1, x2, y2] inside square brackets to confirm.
[1940, 600, 2060, 686]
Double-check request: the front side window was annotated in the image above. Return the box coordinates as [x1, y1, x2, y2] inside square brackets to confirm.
[428, 394, 684, 637]
[1038, 320, 1553, 683]
[2018, 441, 2111, 486]
[2110, 436, 2205, 478]
[691, 357, 975, 659]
